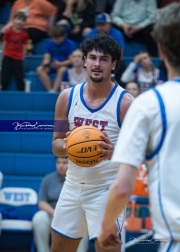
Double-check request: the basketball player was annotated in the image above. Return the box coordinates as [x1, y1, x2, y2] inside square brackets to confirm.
[98, 3, 180, 252]
[51, 34, 134, 252]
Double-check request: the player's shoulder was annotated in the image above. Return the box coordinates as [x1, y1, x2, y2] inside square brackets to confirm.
[56, 84, 81, 107]
[120, 89, 134, 110]
[57, 87, 72, 103]
[130, 88, 161, 115]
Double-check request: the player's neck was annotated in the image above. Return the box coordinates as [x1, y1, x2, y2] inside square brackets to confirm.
[86, 79, 114, 98]
[167, 66, 180, 81]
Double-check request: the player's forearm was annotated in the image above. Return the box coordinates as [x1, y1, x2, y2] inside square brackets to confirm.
[102, 164, 137, 231]
[52, 138, 67, 157]
[101, 181, 131, 231]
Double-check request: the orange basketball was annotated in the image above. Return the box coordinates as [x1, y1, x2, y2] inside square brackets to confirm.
[66, 126, 105, 167]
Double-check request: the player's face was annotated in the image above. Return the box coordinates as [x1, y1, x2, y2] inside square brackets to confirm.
[71, 50, 84, 67]
[84, 49, 116, 83]
[56, 158, 68, 178]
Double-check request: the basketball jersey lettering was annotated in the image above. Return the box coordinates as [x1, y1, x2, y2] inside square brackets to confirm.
[74, 117, 108, 130]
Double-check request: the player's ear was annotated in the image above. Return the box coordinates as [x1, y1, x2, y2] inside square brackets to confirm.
[84, 56, 87, 68]
[157, 42, 165, 61]
[111, 60, 117, 71]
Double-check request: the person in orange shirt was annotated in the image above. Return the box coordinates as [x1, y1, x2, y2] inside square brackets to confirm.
[1, 0, 57, 44]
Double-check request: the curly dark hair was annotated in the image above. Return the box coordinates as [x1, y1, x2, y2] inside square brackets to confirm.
[152, 3, 180, 69]
[81, 34, 122, 67]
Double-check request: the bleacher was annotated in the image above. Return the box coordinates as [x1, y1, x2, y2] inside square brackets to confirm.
[0, 91, 58, 251]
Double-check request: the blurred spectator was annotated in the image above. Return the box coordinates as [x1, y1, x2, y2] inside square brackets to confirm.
[32, 157, 68, 252]
[36, 25, 76, 93]
[47, 0, 66, 22]
[32, 156, 89, 252]
[95, 0, 116, 14]
[111, 0, 158, 56]
[121, 51, 167, 93]
[58, 0, 95, 42]
[85, 13, 125, 52]
[61, 49, 87, 91]
[0, 11, 28, 91]
[156, 0, 179, 18]
[157, 0, 180, 7]
[125, 81, 141, 97]
[1, 0, 57, 44]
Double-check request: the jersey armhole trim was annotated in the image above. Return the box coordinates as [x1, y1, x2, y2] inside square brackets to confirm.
[117, 90, 128, 128]
[67, 87, 75, 116]
[146, 88, 167, 160]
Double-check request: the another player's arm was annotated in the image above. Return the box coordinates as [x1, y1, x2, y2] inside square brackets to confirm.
[52, 88, 71, 157]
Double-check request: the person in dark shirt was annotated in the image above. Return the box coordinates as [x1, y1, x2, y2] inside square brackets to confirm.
[32, 157, 68, 252]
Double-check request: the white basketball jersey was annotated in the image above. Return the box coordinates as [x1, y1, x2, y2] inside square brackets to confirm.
[145, 80, 180, 240]
[112, 79, 180, 240]
[67, 82, 127, 184]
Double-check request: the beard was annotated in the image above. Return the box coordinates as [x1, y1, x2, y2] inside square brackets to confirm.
[90, 75, 103, 82]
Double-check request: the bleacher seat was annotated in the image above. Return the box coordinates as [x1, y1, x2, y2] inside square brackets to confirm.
[0, 132, 53, 154]
[2, 176, 42, 194]
[0, 187, 38, 251]
[24, 55, 43, 72]
[0, 110, 54, 120]
[25, 72, 56, 92]
[0, 153, 55, 177]
[8, 72, 56, 91]
[0, 91, 58, 111]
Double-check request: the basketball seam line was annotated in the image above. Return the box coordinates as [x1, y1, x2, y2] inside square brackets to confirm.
[67, 140, 104, 149]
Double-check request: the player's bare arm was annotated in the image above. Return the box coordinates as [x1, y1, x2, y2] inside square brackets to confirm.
[120, 92, 134, 123]
[52, 88, 71, 157]
[98, 164, 137, 249]
[98, 91, 134, 160]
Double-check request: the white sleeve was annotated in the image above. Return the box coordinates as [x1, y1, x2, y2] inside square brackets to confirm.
[112, 95, 150, 168]
[121, 62, 137, 83]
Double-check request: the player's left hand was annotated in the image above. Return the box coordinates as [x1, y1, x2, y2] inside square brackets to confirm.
[98, 223, 121, 249]
[98, 131, 114, 160]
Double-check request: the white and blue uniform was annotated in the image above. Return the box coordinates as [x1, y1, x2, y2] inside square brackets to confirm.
[112, 79, 180, 251]
[52, 82, 127, 240]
